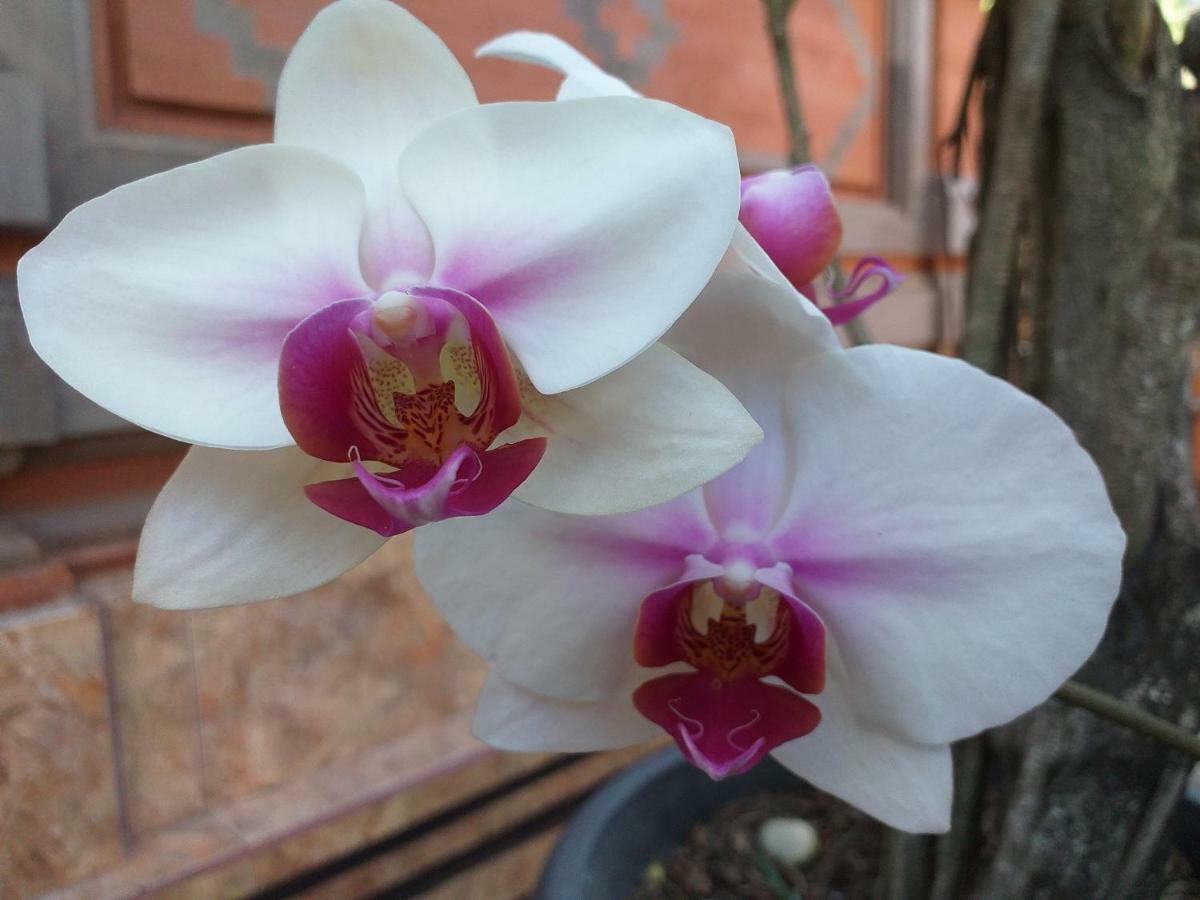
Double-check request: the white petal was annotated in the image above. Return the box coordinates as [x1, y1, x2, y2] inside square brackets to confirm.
[475, 31, 637, 99]
[512, 343, 761, 515]
[666, 271, 841, 392]
[398, 97, 740, 394]
[664, 271, 840, 534]
[275, 0, 476, 193]
[473, 33, 828, 334]
[770, 346, 1125, 744]
[135, 446, 385, 609]
[357, 181, 436, 290]
[412, 493, 714, 700]
[18, 145, 369, 448]
[772, 645, 952, 833]
[472, 668, 660, 752]
[275, 0, 477, 288]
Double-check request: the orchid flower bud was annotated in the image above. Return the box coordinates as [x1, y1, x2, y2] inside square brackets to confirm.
[738, 164, 843, 292]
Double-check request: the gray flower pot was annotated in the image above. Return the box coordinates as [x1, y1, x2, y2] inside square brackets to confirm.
[536, 748, 802, 900]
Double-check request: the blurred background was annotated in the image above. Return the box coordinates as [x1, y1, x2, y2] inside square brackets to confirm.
[2, 1, 1197, 898]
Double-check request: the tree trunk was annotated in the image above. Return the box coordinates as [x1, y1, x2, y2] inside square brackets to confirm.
[955, 1, 1200, 896]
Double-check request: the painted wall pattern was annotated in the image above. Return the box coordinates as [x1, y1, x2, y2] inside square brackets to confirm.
[94, 0, 887, 193]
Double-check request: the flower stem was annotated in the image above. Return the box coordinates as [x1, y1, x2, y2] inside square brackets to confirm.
[762, 0, 811, 165]
[1054, 679, 1200, 760]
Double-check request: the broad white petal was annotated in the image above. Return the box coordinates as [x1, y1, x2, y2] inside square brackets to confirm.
[475, 31, 636, 99]
[666, 271, 841, 393]
[512, 343, 761, 515]
[472, 668, 661, 752]
[18, 145, 369, 448]
[770, 346, 1125, 744]
[413, 492, 714, 701]
[357, 187, 436, 290]
[275, 0, 476, 193]
[772, 645, 952, 833]
[399, 97, 740, 394]
[474, 31, 832, 330]
[275, 0, 476, 288]
[474, 31, 829, 330]
[664, 272, 840, 534]
[135, 446, 385, 609]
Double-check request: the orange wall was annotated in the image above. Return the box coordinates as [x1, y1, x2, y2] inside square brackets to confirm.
[94, 0, 889, 193]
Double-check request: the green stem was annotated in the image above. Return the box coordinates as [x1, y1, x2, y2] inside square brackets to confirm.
[762, 0, 811, 164]
[1055, 679, 1200, 759]
[760, 0, 874, 347]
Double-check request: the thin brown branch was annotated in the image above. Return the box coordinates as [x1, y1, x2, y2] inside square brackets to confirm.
[1055, 680, 1200, 760]
[1109, 756, 1194, 897]
[1107, 0, 1156, 81]
[762, 0, 810, 165]
[963, 0, 1062, 374]
[945, 0, 1006, 178]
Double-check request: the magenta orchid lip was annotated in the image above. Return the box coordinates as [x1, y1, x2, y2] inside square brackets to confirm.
[278, 286, 544, 535]
[632, 557, 825, 779]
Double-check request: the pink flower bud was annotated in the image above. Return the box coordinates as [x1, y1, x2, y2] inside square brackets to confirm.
[738, 164, 843, 291]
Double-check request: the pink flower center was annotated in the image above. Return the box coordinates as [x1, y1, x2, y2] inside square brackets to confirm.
[632, 569, 825, 779]
[675, 589, 790, 681]
[347, 291, 512, 466]
[277, 287, 546, 536]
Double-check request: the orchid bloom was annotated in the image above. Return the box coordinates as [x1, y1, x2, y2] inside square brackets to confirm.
[413, 272, 1125, 832]
[738, 166, 903, 324]
[476, 31, 901, 326]
[17, 0, 761, 609]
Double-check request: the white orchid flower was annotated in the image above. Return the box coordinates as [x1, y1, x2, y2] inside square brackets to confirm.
[18, 0, 761, 608]
[477, 31, 903, 327]
[413, 271, 1125, 833]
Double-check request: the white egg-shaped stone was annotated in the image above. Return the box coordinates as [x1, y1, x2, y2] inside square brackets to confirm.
[758, 816, 820, 867]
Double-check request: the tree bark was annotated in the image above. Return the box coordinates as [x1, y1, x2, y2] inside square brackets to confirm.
[958, 1, 1200, 896]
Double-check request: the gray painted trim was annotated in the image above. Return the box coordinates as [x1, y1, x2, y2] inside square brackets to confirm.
[0, 0, 239, 220]
[192, 0, 287, 97]
[887, 0, 935, 215]
[0, 276, 56, 445]
[564, 0, 678, 85]
[823, 0, 877, 179]
[0, 72, 50, 226]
